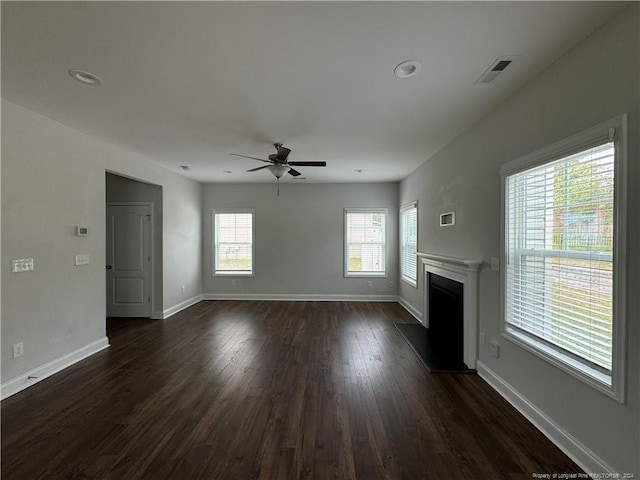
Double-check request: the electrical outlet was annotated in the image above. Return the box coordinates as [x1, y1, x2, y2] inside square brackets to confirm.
[479, 332, 485, 345]
[489, 340, 500, 358]
[490, 257, 500, 272]
[181, 286, 186, 293]
[367, 280, 373, 288]
[13, 342, 24, 358]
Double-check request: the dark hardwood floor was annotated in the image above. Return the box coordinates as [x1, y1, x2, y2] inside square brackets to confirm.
[2, 301, 581, 479]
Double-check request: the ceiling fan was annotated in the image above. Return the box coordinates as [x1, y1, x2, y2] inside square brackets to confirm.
[229, 143, 327, 179]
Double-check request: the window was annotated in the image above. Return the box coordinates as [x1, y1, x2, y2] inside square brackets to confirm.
[501, 116, 626, 401]
[344, 208, 387, 276]
[213, 210, 254, 275]
[400, 202, 418, 286]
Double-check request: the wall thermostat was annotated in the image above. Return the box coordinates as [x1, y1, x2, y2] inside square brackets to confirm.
[76, 226, 89, 237]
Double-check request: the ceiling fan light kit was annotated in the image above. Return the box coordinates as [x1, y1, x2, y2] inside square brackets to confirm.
[267, 164, 290, 179]
[229, 143, 327, 195]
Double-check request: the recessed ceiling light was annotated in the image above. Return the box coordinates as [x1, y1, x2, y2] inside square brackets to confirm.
[354, 169, 363, 173]
[68, 69, 102, 86]
[223, 170, 232, 174]
[394, 60, 422, 79]
[180, 165, 190, 171]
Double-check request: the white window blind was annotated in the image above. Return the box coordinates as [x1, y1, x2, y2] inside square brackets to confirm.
[214, 211, 254, 275]
[400, 203, 418, 285]
[505, 141, 615, 373]
[345, 209, 386, 276]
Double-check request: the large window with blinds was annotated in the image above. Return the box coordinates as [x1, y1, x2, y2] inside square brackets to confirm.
[501, 117, 626, 400]
[400, 202, 418, 286]
[213, 210, 254, 275]
[344, 208, 387, 277]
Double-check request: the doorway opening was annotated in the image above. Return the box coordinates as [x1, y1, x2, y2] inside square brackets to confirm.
[105, 172, 163, 319]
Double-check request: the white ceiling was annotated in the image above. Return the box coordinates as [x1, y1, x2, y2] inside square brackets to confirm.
[1, 2, 625, 184]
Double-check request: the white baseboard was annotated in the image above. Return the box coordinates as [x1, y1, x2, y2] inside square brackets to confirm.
[398, 297, 423, 323]
[203, 293, 398, 302]
[476, 361, 615, 474]
[1, 337, 110, 400]
[163, 294, 204, 319]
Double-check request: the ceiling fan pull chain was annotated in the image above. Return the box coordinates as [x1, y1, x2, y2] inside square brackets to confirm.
[277, 178, 280, 197]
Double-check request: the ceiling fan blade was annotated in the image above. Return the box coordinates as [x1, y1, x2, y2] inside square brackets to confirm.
[229, 153, 271, 163]
[276, 145, 291, 161]
[287, 168, 302, 177]
[287, 161, 327, 167]
[247, 165, 271, 172]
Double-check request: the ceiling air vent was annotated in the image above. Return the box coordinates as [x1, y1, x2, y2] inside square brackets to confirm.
[475, 56, 520, 85]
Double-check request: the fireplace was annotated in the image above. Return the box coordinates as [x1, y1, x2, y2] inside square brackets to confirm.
[428, 273, 464, 367]
[417, 252, 481, 369]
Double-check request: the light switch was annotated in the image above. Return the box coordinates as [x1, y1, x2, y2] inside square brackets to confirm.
[490, 340, 500, 358]
[75, 254, 90, 266]
[12, 258, 34, 273]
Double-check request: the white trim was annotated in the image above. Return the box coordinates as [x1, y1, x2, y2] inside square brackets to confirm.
[416, 252, 482, 270]
[504, 328, 616, 400]
[398, 297, 423, 324]
[477, 361, 616, 475]
[163, 294, 204, 318]
[500, 116, 622, 177]
[611, 115, 627, 403]
[400, 277, 418, 288]
[1, 337, 110, 400]
[417, 251, 481, 369]
[203, 293, 398, 302]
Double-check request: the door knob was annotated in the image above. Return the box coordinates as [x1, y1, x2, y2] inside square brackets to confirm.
[106, 265, 112, 270]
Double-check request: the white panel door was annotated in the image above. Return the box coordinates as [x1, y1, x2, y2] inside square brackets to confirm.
[106, 204, 151, 317]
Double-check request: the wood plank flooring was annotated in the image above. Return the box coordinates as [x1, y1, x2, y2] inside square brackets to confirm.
[1, 301, 581, 479]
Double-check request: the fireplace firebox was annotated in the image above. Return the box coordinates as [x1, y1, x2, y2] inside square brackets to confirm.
[428, 273, 465, 367]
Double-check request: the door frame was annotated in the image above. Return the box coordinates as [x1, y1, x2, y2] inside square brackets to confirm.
[106, 201, 155, 317]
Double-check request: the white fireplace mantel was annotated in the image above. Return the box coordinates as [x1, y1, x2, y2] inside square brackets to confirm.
[417, 252, 481, 369]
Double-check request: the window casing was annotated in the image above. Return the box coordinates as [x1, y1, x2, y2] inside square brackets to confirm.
[400, 202, 418, 286]
[344, 208, 387, 277]
[501, 116, 626, 402]
[213, 210, 254, 276]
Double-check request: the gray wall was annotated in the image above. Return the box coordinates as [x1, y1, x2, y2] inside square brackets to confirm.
[1, 100, 203, 383]
[399, 6, 639, 473]
[106, 173, 164, 317]
[202, 183, 398, 298]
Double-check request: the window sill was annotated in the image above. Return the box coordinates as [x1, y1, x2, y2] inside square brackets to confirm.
[345, 272, 387, 278]
[214, 271, 254, 277]
[502, 327, 623, 403]
[401, 276, 417, 288]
